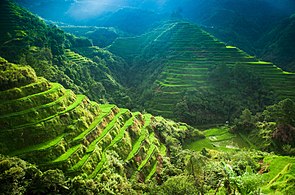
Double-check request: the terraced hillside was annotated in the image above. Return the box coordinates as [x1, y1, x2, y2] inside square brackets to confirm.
[0, 57, 181, 182]
[109, 22, 295, 121]
[0, 0, 131, 107]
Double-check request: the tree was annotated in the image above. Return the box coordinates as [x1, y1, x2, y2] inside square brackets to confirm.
[232, 109, 256, 133]
[263, 98, 295, 125]
[151, 175, 198, 195]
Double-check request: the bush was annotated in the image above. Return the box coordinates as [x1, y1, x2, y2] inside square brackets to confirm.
[151, 175, 198, 195]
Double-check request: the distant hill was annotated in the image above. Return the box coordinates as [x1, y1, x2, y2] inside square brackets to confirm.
[60, 26, 119, 48]
[258, 14, 295, 72]
[0, 0, 131, 107]
[109, 22, 295, 126]
[14, 0, 295, 63]
[96, 8, 165, 36]
[190, 0, 295, 55]
[14, 0, 74, 23]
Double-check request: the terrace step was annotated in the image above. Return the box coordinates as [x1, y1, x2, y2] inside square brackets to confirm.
[0, 94, 88, 152]
[0, 77, 50, 101]
[89, 112, 141, 178]
[129, 132, 161, 181]
[125, 114, 153, 162]
[71, 104, 118, 146]
[0, 83, 65, 115]
[0, 89, 75, 128]
[68, 108, 130, 175]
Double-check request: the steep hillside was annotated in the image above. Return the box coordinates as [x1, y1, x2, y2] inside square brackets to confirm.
[258, 14, 295, 72]
[60, 26, 119, 48]
[178, 0, 295, 57]
[0, 57, 202, 184]
[0, 0, 130, 107]
[109, 22, 295, 125]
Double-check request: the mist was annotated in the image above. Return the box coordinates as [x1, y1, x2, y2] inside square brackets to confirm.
[15, 0, 295, 25]
[67, 0, 126, 20]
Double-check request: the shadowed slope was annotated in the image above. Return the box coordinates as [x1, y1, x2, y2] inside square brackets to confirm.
[109, 22, 295, 124]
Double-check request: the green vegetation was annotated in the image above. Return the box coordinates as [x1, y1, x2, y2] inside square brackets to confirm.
[9, 133, 66, 156]
[185, 127, 248, 152]
[0, 1, 294, 193]
[0, 0, 131, 107]
[61, 26, 119, 48]
[261, 156, 295, 194]
[258, 14, 295, 71]
[125, 114, 152, 162]
[183, 127, 295, 194]
[231, 98, 295, 155]
[51, 144, 82, 163]
[109, 22, 295, 126]
[0, 58, 207, 193]
[72, 104, 116, 143]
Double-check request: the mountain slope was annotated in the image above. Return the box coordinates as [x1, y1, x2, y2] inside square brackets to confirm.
[0, 57, 201, 183]
[109, 22, 295, 125]
[60, 26, 119, 48]
[0, 0, 130, 107]
[258, 14, 295, 72]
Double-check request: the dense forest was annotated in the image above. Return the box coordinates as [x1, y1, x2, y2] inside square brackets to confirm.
[0, 0, 295, 194]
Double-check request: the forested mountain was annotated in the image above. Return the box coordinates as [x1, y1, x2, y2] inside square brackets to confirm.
[0, 0, 131, 107]
[14, 0, 295, 70]
[0, 0, 295, 194]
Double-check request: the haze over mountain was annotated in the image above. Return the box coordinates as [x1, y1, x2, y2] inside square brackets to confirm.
[15, 0, 295, 69]
[15, 0, 295, 24]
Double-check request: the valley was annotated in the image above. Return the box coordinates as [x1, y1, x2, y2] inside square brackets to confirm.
[0, 0, 295, 194]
